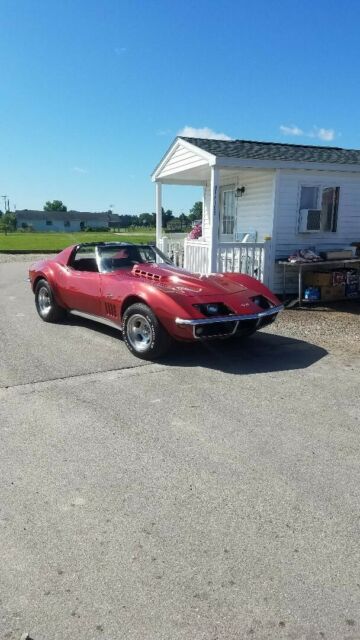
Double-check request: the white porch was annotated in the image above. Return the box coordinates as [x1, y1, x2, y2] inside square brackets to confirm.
[152, 137, 276, 285]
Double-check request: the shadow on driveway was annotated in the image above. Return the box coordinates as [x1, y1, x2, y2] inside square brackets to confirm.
[65, 314, 328, 376]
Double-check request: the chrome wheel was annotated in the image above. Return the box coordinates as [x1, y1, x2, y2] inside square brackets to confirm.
[38, 286, 52, 316]
[127, 314, 152, 353]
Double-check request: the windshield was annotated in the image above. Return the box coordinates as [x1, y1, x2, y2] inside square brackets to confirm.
[97, 244, 173, 273]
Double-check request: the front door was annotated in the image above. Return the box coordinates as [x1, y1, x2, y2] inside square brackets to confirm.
[220, 186, 236, 241]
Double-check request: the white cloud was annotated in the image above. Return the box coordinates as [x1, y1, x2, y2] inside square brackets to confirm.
[280, 124, 304, 136]
[308, 127, 335, 142]
[178, 126, 232, 140]
[280, 124, 336, 142]
[72, 166, 88, 174]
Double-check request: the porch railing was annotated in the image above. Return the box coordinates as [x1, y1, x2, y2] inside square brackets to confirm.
[158, 236, 184, 267]
[217, 241, 270, 283]
[159, 237, 271, 284]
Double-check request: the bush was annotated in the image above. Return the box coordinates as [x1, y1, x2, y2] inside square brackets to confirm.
[85, 226, 109, 232]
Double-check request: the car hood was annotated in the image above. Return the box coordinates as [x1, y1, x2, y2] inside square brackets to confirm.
[127, 263, 248, 296]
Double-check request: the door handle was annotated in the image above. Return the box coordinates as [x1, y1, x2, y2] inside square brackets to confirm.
[106, 293, 113, 298]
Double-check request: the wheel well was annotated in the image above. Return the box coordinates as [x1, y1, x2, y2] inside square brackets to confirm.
[120, 295, 146, 318]
[32, 275, 47, 292]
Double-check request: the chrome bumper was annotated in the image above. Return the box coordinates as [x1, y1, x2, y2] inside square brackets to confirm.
[175, 304, 284, 327]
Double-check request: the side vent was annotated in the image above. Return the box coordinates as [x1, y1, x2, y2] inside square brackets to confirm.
[105, 302, 117, 318]
[133, 268, 162, 281]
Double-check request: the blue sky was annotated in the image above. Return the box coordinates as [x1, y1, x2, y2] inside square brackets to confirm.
[1, 0, 360, 215]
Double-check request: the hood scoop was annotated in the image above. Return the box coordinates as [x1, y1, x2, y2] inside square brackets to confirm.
[132, 266, 163, 281]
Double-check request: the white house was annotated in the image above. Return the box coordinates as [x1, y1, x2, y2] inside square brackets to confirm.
[16, 210, 110, 232]
[152, 137, 360, 292]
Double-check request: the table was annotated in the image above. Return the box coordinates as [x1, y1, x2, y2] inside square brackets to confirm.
[277, 258, 360, 306]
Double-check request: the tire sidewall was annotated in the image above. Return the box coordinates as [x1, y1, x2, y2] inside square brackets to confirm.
[123, 306, 157, 357]
[35, 279, 62, 322]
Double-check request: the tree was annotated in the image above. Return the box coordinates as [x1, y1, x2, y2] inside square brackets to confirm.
[138, 213, 154, 227]
[0, 212, 16, 234]
[162, 208, 174, 228]
[44, 200, 67, 212]
[188, 201, 203, 223]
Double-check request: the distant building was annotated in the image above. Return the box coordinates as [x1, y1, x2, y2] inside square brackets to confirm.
[16, 210, 110, 232]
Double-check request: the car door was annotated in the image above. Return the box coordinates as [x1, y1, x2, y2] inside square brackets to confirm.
[60, 246, 102, 315]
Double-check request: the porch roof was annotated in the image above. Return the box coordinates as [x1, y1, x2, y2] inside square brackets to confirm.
[152, 136, 360, 184]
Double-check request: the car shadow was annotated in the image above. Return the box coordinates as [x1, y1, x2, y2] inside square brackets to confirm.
[161, 332, 327, 375]
[64, 314, 328, 376]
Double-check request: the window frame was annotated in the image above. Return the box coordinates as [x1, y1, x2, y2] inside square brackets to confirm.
[297, 183, 340, 234]
[220, 185, 236, 239]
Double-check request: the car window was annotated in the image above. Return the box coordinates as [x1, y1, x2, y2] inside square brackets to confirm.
[98, 246, 147, 273]
[71, 246, 99, 272]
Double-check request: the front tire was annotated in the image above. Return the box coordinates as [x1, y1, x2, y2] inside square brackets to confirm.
[35, 279, 66, 323]
[122, 303, 172, 360]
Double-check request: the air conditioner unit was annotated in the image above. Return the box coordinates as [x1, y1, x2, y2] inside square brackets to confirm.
[299, 209, 322, 232]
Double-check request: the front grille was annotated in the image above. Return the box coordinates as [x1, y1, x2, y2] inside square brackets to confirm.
[194, 321, 236, 338]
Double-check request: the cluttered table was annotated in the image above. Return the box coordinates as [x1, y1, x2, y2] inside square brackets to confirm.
[277, 257, 360, 306]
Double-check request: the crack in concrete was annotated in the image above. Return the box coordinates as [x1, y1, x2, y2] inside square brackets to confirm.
[0, 361, 159, 391]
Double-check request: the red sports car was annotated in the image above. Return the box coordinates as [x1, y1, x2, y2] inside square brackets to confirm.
[29, 242, 283, 359]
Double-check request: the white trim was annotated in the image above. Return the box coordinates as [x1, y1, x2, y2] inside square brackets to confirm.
[151, 137, 214, 181]
[268, 170, 281, 290]
[155, 182, 162, 246]
[214, 157, 360, 173]
[177, 138, 216, 163]
[209, 167, 220, 273]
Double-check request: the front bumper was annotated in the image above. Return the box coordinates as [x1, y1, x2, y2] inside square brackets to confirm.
[175, 304, 284, 339]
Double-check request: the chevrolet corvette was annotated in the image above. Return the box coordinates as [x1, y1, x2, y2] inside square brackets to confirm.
[29, 242, 283, 359]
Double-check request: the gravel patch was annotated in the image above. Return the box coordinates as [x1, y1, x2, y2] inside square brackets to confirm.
[0, 252, 55, 264]
[263, 301, 360, 356]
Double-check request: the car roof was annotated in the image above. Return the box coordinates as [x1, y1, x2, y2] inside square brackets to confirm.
[75, 241, 154, 249]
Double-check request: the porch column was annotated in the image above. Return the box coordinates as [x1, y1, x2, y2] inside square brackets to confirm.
[155, 181, 162, 246]
[209, 166, 220, 273]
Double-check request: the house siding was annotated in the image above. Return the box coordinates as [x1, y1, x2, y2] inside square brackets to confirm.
[202, 169, 275, 242]
[157, 144, 208, 179]
[272, 169, 360, 293]
[223, 169, 275, 242]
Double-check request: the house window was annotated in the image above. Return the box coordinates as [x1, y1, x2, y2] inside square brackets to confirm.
[299, 185, 339, 232]
[46, 220, 53, 226]
[221, 189, 236, 236]
[64, 220, 70, 227]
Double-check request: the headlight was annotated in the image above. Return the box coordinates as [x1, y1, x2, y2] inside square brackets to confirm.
[205, 303, 219, 315]
[193, 302, 232, 317]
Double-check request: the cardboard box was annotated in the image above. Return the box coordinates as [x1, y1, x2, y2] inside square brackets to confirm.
[345, 283, 359, 298]
[345, 270, 359, 285]
[332, 271, 347, 286]
[322, 250, 354, 260]
[320, 285, 345, 301]
[304, 272, 332, 287]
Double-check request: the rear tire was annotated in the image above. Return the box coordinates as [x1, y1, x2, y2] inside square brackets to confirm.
[35, 279, 66, 323]
[122, 303, 172, 360]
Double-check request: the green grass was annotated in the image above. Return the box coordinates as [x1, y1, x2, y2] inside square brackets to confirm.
[0, 231, 156, 252]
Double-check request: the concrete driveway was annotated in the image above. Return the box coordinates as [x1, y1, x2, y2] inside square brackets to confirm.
[1, 261, 359, 640]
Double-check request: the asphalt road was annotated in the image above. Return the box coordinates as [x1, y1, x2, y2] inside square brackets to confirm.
[1, 261, 360, 640]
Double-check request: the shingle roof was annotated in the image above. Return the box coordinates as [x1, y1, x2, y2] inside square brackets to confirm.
[179, 137, 360, 165]
[16, 210, 109, 222]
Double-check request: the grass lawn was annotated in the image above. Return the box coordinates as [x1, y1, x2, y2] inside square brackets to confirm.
[0, 231, 156, 252]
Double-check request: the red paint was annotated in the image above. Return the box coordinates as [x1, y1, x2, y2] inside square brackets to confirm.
[29, 244, 282, 342]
